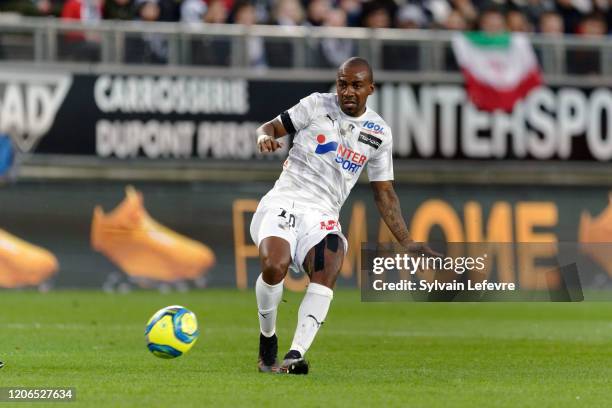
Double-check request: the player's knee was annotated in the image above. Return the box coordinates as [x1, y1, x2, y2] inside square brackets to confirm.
[259, 237, 291, 284]
[260, 256, 289, 284]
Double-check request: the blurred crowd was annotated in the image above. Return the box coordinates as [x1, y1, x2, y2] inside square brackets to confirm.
[0, 0, 608, 69]
[0, 0, 609, 36]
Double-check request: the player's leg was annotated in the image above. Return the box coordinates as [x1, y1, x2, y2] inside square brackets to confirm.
[257, 236, 291, 333]
[281, 233, 345, 374]
[250, 203, 298, 372]
[255, 236, 292, 372]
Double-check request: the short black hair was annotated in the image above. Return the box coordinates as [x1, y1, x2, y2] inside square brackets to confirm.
[338, 57, 374, 83]
[582, 11, 606, 24]
[228, 0, 254, 23]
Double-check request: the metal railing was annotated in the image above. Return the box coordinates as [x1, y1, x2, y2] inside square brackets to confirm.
[0, 15, 610, 76]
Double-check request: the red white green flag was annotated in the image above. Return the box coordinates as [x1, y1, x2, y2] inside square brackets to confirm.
[452, 32, 542, 112]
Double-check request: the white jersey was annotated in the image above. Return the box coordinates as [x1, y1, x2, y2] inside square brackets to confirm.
[261, 92, 394, 217]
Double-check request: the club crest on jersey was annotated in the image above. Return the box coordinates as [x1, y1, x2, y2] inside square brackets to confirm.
[314, 134, 366, 174]
[314, 134, 338, 154]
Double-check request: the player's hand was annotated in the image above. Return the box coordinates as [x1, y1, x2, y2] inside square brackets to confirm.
[257, 134, 283, 153]
[403, 241, 443, 258]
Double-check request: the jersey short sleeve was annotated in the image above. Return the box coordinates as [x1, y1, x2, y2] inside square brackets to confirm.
[366, 129, 394, 182]
[279, 93, 320, 134]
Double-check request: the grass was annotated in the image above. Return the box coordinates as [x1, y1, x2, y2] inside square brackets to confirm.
[0, 290, 611, 407]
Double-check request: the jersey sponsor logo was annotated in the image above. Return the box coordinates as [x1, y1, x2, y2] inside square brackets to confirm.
[362, 120, 384, 135]
[358, 132, 382, 149]
[315, 134, 367, 174]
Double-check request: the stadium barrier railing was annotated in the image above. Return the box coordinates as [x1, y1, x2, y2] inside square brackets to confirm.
[0, 15, 611, 76]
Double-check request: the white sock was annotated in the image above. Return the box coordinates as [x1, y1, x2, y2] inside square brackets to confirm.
[255, 274, 284, 337]
[289, 283, 333, 356]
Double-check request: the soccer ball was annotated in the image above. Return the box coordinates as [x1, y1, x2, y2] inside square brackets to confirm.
[145, 305, 199, 359]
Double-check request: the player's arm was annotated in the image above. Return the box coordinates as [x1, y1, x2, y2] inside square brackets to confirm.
[257, 93, 319, 153]
[370, 180, 441, 257]
[256, 118, 288, 153]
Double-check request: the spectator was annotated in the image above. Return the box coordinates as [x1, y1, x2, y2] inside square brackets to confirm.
[231, 0, 267, 68]
[157, 0, 183, 21]
[361, 1, 419, 71]
[0, 0, 63, 16]
[338, 0, 361, 26]
[230, 0, 258, 23]
[181, 0, 206, 23]
[104, 0, 135, 19]
[507, 8, 533, 32]
[396, 4, 427, 29]
[443, 10, 468, 31]
[305, 0, 331, 27]
[272, 0, 304, 25]
[251, 0, 272, 25]
[189, 0, 231, 66]
[264, 0, 305, 66]
[556, 0, 585, 33]
[519, 0, 554, 25]
[536, 10, 563, 74]
[451, 0, 478, 28]
[125, 0, 168, 64]
[317, 8, 355, 67]
[60, 0, 103, 61]
[567, 13, 607, 75]
[62, 0, 103, 22]
[443, 10, 468, 70]
[578, 12, 607, 36]
[361, 1, 391, 29]
[204, 0, 228, 22]
[539, 10, 564, 35]
[478, 7, 506, 33]
[137, 0, 161, 21]
[565, 0, 593, 14]
[425, 0, 452, 27]
[388, 4, 424, 71]
[376, 0, 399, 25]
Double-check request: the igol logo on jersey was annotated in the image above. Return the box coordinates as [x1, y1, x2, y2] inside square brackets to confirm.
[315, 134, 366, 174]
[363, 121, 384, 135]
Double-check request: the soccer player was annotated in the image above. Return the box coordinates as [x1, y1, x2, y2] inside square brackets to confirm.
[252, 57, 438, 374]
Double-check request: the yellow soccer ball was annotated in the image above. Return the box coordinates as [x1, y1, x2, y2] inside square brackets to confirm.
[145, 305, 199, 359]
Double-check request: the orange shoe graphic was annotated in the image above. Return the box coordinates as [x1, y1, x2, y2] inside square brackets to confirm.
[91, 186, 215, 283]
[579, 192, 612, 277]
[0, 229, 58, 288]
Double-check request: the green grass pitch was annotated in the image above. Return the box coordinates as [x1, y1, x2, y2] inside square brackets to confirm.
[1, 290, 611, 407]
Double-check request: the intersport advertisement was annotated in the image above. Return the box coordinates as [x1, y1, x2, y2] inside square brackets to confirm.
[0, 71, 610, 161]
